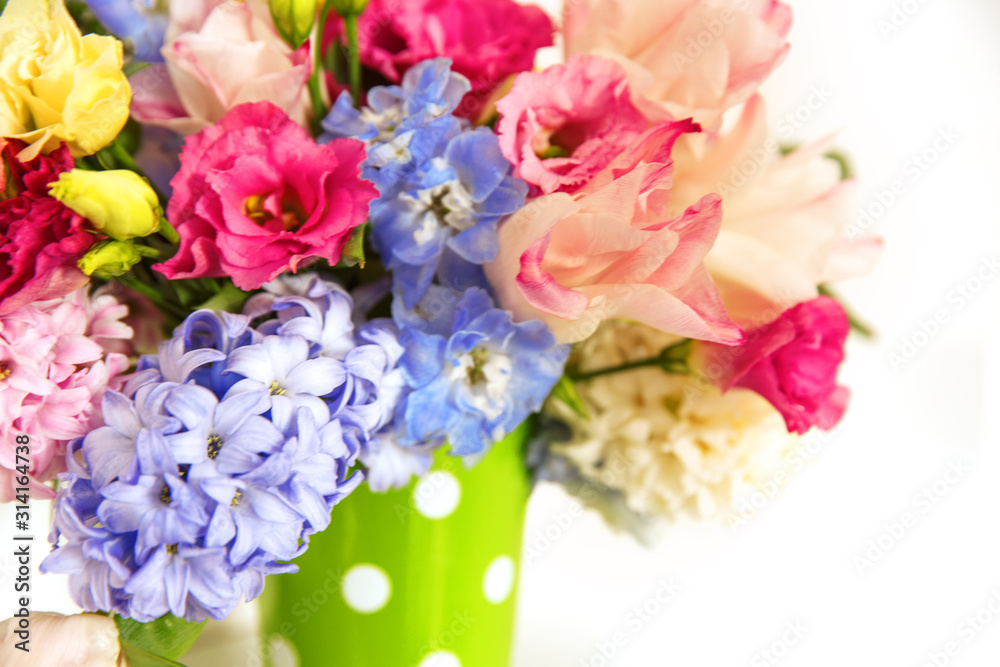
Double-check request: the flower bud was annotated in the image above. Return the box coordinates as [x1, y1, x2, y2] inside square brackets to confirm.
[77, 240, 157, 279]
[49, 169, 162, 240]
[269, 0, 318, 48]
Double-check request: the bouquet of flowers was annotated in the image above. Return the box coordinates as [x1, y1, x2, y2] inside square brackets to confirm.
[0, 0, 880, 663]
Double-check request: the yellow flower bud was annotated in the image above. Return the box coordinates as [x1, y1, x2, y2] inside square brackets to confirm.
[269, 0, 318, 49]
[49, 169, 162, 240]
[0, 0, 132, 160]
[77, 239, 157, 279]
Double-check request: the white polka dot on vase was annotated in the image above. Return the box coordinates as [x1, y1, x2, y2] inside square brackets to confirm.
[482, 555, 515, 604]
[341, 564, 391, 614]
[413, 470, 461, 519]
[418, 650, 461, 667]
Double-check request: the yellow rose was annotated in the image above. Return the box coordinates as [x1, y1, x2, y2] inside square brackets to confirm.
[49, 168, 162, 240]
[0, 0, 131, 160]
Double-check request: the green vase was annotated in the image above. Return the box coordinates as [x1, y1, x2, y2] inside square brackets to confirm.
[258, 422, 532, 667]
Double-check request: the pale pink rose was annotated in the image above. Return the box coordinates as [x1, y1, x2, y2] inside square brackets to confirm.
[131, 0, 311, 136]
[485, 122, 743, 345]
[496, 54, 672, 195]
[0, 611, 126, 666]
[564, 0, 792, 127]
[670, 95, 883, 325]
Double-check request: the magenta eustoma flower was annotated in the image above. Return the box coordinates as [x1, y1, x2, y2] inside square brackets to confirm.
[692, 296, 850, 434]
[155, 102, 377, 290]
[324, 0, 553, 120]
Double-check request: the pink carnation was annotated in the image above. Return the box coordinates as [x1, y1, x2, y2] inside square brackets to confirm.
[496, 54, 673, 195]
[154, 102, 377, 290]
[0, 289, 132, 501]
[485, 122, 743, 345]
[564, 0, 791, 127]
[0, 140, 95, 316]
[324, 0, 553, 120]
[692, 296, 850, 434]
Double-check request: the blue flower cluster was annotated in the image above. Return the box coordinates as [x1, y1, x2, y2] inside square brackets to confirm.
[41, 277, 401, 622]
[324, 60, 569, 490]
[322, 58, 529, 309]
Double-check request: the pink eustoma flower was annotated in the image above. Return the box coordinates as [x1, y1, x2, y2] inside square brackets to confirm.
[485, 121, 744, 346]
[154, 102, 377, 291]
[692, 296, 850, 434]
[496, 54, 673, 196]
[324, 0, 553, 120]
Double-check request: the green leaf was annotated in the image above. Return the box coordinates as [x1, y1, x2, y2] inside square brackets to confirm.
[196, 281, 252, 314]
[550, 375, 589, 419]
[124, 61, 151, 78]
[118, 641, 186, 667]
[114, 613, 206, 663]
[823, 149, 854, 181]
[338, 222, 368, 268]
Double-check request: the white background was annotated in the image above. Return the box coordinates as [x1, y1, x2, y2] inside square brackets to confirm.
[4, 1, 1000, 666]
[515, 1, 1000, 666]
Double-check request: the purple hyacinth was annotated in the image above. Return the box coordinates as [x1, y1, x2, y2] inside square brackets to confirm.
[42, 277, 402, 622]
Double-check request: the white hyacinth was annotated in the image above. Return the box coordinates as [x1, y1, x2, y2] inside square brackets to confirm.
[548, 321, 799, 521]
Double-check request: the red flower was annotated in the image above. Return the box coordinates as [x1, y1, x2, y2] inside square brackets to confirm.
[0, 140, 94, 316]
[154, 102, 377, 290]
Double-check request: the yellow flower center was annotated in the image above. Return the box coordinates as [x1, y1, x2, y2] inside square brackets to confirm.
[206, 434, 223, 460]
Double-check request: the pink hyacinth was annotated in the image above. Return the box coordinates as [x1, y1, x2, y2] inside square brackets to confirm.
[0, 289, 132, 501]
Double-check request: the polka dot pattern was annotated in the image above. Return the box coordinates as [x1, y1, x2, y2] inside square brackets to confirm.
[483, 555, 515, 604]
[342, 564, 391, 614]
[418, 650, 462, 667]
[413, 470, 462, 519]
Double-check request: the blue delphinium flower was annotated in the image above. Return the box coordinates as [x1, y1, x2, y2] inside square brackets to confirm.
[322, 58, 528, 308]
[392, 287, 569, 456]
[373, 128, 528, 308]
[42, 278, 401, 623]
[85, 0, 167, 62]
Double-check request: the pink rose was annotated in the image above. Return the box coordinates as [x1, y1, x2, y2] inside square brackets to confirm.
[564, 0, 791, 127]
[496, 54, 673, 195]
[325, 0, 554, 120]
[0, 288, 132, 501]
[692, 296, 850, 434]
[484, 122, 743, 345]
[670, 96, 883, 325]
[154, 102, 377, 290]
[0, 140, 94, 316]
[131, 0, 311, 136]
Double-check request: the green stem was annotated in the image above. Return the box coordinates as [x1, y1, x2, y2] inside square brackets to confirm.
[818, 285, 875, 338]
[569, 340, 692, 382]
[569, 357, 663, 382]
[344, 13, 361, 106]
[116, 275, 186, 319]
[308, 3, 334, 133]
[158, 217, 180, 245]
